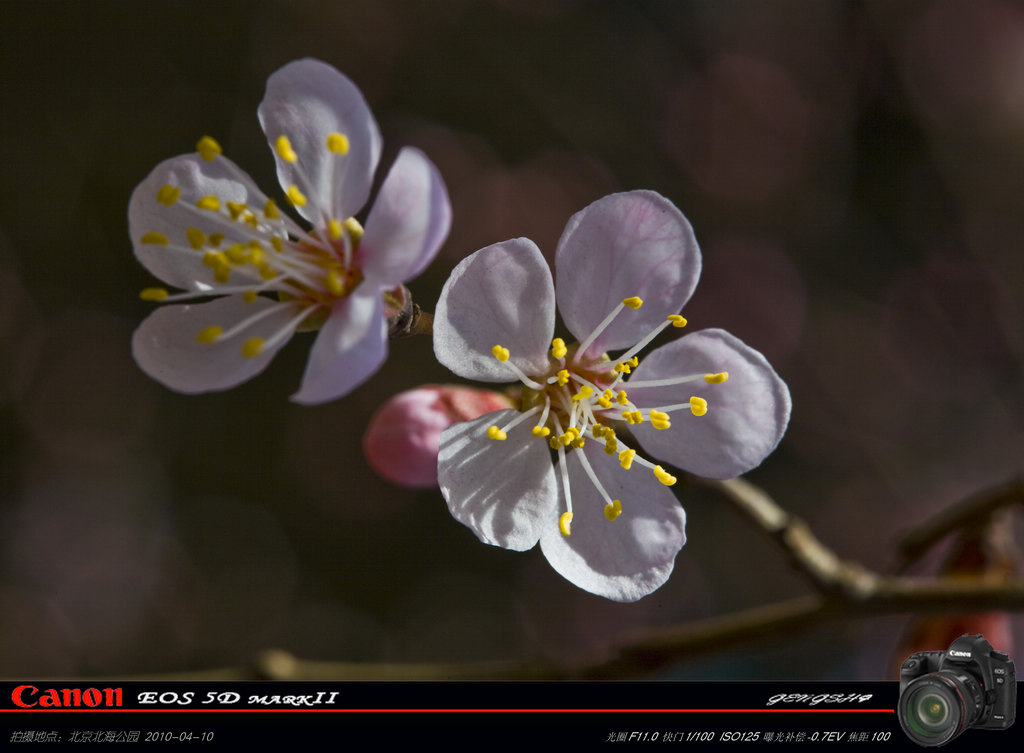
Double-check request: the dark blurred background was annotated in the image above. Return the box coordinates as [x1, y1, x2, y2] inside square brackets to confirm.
[0, 0, 1021, 679]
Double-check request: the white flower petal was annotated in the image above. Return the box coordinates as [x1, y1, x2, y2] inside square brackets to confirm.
[131, 295, 297, 394]
[539, 444, 687, 602]
[438, 410, 557, 551]
[359, 147, 451, 286]
[291, 289, 386, 405]
[434, 238, 556, 382]
[258, 58, 381, 225]
[129, 153, 272, 291]
[627, 328, 791, 479]
[555, 191, 701, 355]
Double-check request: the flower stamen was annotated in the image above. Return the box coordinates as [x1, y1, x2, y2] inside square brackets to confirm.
[559, 511, 573, 537]
[326, 132, 350, 155]
[573, 296, 641, 363]
[607, 313, 685, 372]
[196, 136, 222, 161]
[238, 304, 321, 358]
[490, 345, 545, 390]
[574, 445, 623, 523]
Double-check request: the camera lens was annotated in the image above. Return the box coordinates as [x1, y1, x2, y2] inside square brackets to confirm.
[898, 673, 982, 747]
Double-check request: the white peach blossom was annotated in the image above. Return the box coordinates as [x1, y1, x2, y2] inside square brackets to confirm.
[434, 191, 790, 601]
[130, 59, 450, 404]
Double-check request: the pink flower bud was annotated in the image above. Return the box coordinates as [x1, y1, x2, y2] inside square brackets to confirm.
[364, 385, 513, 488]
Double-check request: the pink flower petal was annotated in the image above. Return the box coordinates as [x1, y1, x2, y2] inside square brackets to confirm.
[359, 147, 451, 286]
[555, 191, 701, 356]
[129, 154, 270, 291]
[291, 289, 387, 405]
[131, 295, 298, 394]
[258, 58, 381, 225]
[434, 238, 555, 382]
[627, 328, 791, 479]
[539, 443, 687, 602]
[438, 410, 558, 551]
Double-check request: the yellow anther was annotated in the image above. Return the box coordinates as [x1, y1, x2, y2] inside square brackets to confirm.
[628, 356, 639, 367]
[623, 296, 643, 310]
[225, 243, 248, 264]
[704, 372, 729, 384]
[326, 132, 350, 155]
[571, 385, 593, 402]
[555, 369, 570, 386]
[486, 425, 507, 441]
[344, 217, 364, 245]
[558, 511, 573, 537]
[573, 436, 586, 449]
[208, 233, 224, 247]
[214, 265, 231, 284]
[667, 314, 687, 328]
[139, 287, 169, 301]
[186, 227, 207, 250]
[653, 465, 677, 486]
[551, 337, 567, 359]
[491, 345, 510, 363]
[559, 428, 580, 447]
[241, 337, 265, 358]
[196, 195, 220, 211]
[271, 236, 284, 252]
[275, 134, 298, 163]
[616, 390, 629, 406]
[196, 136, 222, 161]
[263, 198, 281, 220]
[196, 325, 223, 344]
[614, 362, 631, 374]
[248, 243, 264, 265]
[604, 499, 623, 521]
[140, 231, 168, 245]
[328, 218, 344, 240]
[203, 251, 227, 268]
[156, 184, 180, 206]
[689, 396, 708, 417]
[548, 436, 562, 450]
[650, 410, 671, 430]
[325, 270, 345, 296]
[619, 449, 636, 470]
[531, 426, 551, 438]
[286, 185, 307, 207]
[227, 201, 247, 220]
[623, 410, 644, 424]
[242, 290, 258, 303]
[603, 439, 618, 455]
[257, 263, 278, 280]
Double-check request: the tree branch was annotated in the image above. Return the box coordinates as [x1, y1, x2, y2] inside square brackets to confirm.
[111, 476, 1024, 682]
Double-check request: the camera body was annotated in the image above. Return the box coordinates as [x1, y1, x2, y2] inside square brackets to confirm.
[898, 634, 1015, 746]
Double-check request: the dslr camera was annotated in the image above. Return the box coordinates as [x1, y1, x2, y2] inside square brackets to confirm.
[898, 634, 1015, 747]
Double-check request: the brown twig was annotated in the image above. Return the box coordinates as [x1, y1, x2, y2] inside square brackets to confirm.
[104, 475, 1024, 682]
